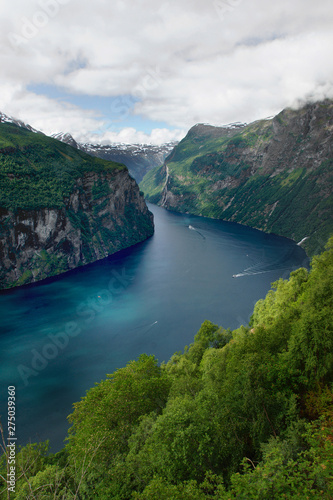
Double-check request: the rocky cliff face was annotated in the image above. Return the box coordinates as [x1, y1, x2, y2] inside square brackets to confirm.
[0, 123, 154, 289]
[0, 169, 153, 289]
[141, 100, 333, 255]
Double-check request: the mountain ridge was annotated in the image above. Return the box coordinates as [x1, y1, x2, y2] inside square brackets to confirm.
[0, 112, 178, 183]
[141, 99, 333, 255]
[77, 141, 178, 183]
[51, 131, 178, 183]
[0, 121, 154, 289]
[0, 111, 42, 134]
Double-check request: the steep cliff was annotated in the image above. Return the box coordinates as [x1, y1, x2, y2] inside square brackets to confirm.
[141, 100, 333, 255]
[0, 123, 154, 289]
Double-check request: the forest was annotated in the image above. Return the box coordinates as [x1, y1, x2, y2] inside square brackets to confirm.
[0, 122, 125, 211]
[1, 237, 332, 499]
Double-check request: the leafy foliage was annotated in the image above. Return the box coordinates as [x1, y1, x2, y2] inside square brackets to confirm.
[1, 239, 332, 499]
[0, 122, 125, 210]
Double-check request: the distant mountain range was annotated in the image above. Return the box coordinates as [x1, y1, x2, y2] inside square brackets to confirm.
[141, 99, 333, 256]
[51, 132, 177, 183]
[0, 112, 177, 183]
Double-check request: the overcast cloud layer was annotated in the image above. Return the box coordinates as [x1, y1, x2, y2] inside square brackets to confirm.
[1, 0, 333, 144]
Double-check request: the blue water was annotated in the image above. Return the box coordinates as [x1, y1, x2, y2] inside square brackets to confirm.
[0, 204, 308, 451]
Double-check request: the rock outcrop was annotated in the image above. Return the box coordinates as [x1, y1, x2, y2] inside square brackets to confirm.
[0, 123, 154, 289]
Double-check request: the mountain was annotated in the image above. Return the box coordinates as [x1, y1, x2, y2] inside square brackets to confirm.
[0, 113, 177, 184]
[141, 100, 333, 256]
[51, 131, 178, 183]
[0, 111, 42, 134]
[51, 131, 79, 149]
[0, 122, 154, 289]
[80, 142, 178, 183]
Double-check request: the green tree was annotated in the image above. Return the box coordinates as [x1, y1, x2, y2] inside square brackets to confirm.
[67, 354, 170, 498]
[228, 417, 333, 499]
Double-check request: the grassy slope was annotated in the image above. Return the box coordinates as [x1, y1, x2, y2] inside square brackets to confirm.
[0, 123, 126, 210]
[141, 105, 333, 256]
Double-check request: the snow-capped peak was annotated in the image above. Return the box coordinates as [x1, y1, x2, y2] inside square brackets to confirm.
[0, 112, 42, 134]
[51, 132, 78, 149]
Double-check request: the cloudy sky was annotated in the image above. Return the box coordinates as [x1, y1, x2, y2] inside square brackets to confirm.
[1, 0, 333, 144]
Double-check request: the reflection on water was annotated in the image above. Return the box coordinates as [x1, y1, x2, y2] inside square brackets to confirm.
[0, 204, 308, 451]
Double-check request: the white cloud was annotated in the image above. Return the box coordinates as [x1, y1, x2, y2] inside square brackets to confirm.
[1, 0, 333, 143]
[0, 83, 104, 136]
[83, 127, 186, 146]
[134, 30, 333, 128]
[0, 83, 185, 145]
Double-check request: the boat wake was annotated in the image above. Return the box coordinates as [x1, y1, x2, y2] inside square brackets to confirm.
[232, 247, 297, 278]
[130, 320, 158, 332]
[188, 225, 206, 239]
[233, 268, 290, 278]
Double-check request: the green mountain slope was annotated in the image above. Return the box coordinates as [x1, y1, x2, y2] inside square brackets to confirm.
[141, 100, 333, 255]
[2, 237, 332, 499]
[0, 123, 154, 289]
[0, 122, 126, 210]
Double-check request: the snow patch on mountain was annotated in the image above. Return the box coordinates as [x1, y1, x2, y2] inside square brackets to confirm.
[0, 111, 178, 182]
[51, 132, 78, 149]
[51, 131, 178, 182]
[0, 112, 42, 134]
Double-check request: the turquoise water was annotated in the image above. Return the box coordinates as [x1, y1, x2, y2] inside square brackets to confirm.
[0, 204, 308, 451]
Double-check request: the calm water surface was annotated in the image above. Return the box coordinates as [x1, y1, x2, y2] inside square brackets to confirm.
[0, 204, 308, 451]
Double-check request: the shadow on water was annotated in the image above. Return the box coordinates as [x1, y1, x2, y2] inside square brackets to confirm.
[0, 204, 308, 451]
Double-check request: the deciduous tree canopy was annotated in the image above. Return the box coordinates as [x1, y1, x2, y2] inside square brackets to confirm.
[1, 238, 332, 499]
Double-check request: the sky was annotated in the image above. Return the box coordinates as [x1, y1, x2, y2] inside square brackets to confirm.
[1, 0, 333, 145]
